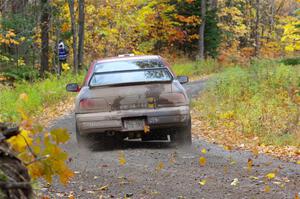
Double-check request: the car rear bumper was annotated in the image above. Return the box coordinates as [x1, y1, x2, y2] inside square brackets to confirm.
[76, 106, 190, 135]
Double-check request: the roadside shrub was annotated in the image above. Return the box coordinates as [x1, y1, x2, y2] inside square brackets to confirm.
[0, 72, 84, 121]
[280, 57, 300, 66]
[172, 59, 221, 77]
[195, 60, 300, 146]
[3, 66, 39, 82]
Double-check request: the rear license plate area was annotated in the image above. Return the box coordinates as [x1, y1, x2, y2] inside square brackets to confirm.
[123, 118, 145, 131]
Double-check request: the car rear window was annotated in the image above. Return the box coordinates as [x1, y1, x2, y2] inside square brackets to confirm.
[94, 59, 165, 73]
[89, 68, 172, 87]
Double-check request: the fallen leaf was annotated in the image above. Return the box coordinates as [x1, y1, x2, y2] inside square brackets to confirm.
[247, 158, 253, 172]
[156, 162, 164, 171]
[86, 190, 95, 194]
[249, 176, 259, 180]
[199, 157, 206, 166]
[273, 181, 282, 186]
[266, 173, 276, 180]
[282, 177, 290, 183]
[119, 151, 126, 166]
[264, 185, 271, 193]
[201, 148, 207, 154]
[68, 192, 75, 198]
[224, 145, 233, 151]
[199, 179, 207, 186]
[252, 148, 259, 156]
[99, 185, 109, 191]
[144, 125, 150, 134]
[297, 160, 300, 165]
[231, 178, 239, 186]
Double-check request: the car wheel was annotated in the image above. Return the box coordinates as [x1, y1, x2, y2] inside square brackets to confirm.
[172, 118, 192, 146]
[76, 125, 90, 148]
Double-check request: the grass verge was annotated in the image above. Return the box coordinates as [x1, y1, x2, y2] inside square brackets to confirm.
[0, 73, 84, 122]
[193, 59, 300, 147]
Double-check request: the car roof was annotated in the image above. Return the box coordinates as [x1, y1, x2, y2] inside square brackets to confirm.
[94, 55, 162, 64]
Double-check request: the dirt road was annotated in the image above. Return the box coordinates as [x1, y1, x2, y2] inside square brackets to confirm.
[45, 80, 300, 199]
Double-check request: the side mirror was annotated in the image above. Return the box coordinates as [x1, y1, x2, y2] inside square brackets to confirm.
[66, 83, 80, 92]
[177, 76, 189, 84]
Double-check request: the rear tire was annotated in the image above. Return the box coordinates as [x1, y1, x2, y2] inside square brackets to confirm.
[76, 125, 90, 148]
[172, 118, 192, 146]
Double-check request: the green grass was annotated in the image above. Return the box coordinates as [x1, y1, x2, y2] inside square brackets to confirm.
[0, 73, 84, 122]
[172, 59, 221, 77]
[194, 59, 300, 147]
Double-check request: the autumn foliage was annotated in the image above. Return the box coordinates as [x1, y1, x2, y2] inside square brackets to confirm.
[6, 108, 74, 185]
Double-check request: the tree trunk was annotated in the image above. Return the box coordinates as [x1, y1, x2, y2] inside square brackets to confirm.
[68, 0, 78, 74]
[210, 0, 218, 9]
[78, 0, 85, 69]
[0, 124, 32, 199]
[254, 0, 260, 57]
[199, 0, 207, 59]
[11, 0, 28, 13]
[40, 0, 50, 77]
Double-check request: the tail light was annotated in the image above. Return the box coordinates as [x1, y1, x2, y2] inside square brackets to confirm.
[79, 98, 108, 111]
[158, 93, 187, 107]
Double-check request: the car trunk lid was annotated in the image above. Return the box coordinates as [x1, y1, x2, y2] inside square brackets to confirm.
[85, 83, 172, 111]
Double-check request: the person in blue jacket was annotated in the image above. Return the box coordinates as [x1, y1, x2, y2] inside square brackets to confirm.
[57, 40, 69, 75]
[58, 40, 68, 62]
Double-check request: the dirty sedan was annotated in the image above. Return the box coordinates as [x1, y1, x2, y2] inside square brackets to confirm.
[66, 55, 191, 148]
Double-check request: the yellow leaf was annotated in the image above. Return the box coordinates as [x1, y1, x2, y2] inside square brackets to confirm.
[119, 151, 126, 166]
[62, 63, 70, 71]
[61, 23, 70, 33]
[199, 179, 206, 186]
[19, 93, 29, 102]
[266, 173, 276, 180]
[20, 37, 26, 42]
[247, 158, 253, 172]
[199, 157, 206, 167]
[156, 162, 164, 172]
[7, 129, 33, 152]
[264, 185, 271, 193]
[68, 193, 75, 199]
[297, 160, 300, 165]
[50, 128, 70, 144]
[223, 145, 233, 151]
[59, 166, 74, 185]
[201, 148, 207, 154]
[144, 125, 150, 134]
[28, 162, 45, 179]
